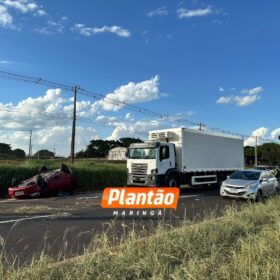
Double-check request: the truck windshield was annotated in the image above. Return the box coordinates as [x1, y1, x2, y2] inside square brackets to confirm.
[128, 148, 156, 159]
[229, 171, 260, 180]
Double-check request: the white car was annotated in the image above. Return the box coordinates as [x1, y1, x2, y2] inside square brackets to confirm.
[220, 170, 279, 202]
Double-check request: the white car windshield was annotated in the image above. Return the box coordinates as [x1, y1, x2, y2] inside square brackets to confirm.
[230, 171, 260, 180]
[128, 148, 156, 159]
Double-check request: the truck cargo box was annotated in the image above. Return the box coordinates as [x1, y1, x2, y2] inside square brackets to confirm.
[149, 128, 244, 172]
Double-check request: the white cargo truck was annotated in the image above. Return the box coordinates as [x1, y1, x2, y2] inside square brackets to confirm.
[127, 127, 244, 187]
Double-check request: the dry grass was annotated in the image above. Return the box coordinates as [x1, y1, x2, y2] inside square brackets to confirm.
[0, 197, 279, 279]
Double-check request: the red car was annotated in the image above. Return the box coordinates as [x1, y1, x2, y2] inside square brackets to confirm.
[8, 164, 77, 198]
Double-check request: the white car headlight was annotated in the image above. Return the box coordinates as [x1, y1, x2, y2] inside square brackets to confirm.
[245, 183, 257, 189]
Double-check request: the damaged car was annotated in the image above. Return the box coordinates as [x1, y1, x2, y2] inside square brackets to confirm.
[8, 164, 77, 198]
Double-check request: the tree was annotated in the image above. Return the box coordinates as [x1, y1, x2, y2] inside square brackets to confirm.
[119, 137, 143, 148]
[12, 149, 26, 159]
[0, 143, 12, 154]
[34, 150, 55, 158]
[244, 146, 255, 166]
[76, 137, 144, 158]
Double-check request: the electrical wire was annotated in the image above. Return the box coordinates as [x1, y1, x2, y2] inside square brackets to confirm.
[0, 69, 279, 143]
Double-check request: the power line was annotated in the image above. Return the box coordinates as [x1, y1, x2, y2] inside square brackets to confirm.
[0, 69, 279, 144]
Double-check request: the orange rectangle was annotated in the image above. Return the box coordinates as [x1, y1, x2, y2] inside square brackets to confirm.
[101, 187, 180, 209]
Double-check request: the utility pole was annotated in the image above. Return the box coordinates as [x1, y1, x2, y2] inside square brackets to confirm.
[198, 123, 206, 131]
[70, 86, 78, 164]
[28, 130, 32, 157]
[255, 136, 258, 167]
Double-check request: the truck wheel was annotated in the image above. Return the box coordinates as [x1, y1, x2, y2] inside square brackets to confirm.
[166, 175, 178, 187]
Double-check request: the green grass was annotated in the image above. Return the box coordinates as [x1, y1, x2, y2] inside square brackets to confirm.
[0, 159, 126, 196]
[0, 197, 279, 279]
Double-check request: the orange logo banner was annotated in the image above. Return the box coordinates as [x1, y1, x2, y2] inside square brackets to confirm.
[101, 187, 180, 209]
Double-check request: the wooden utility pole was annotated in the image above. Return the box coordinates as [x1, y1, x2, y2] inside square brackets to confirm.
[255, 136, 258, 167]
[28, 130, 32, 157]
[70, 86, 78, 163]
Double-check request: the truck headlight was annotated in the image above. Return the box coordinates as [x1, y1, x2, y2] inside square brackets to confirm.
[151, 168, 158, 174]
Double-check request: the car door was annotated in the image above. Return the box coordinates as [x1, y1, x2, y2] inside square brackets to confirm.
[260, 173, 270, 196]
[267, 173, 276, 194]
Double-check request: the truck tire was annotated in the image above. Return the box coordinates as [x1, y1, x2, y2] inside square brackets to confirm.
[166, 175, 178, 187]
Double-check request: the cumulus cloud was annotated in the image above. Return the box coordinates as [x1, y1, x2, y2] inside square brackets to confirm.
[2, 0, 46, 15]
[0, 75, 167, 154]
[71, 23, 131, 38]
[216, 95, 261, 106]
[0, 126, 98, 156]
[93, 76, 161, 112]
[244, 127, 280, 146]
[177, 6, 213, 18]
[219, 86, 225, 92]
[0, 4, 13, 27]
[241, 86, 263, 95]
[106, 120, 163, 140]
[147, 7, 168, 17]
[217, 85, 263, 107]
[271, 128, 280, 141]
[0, 89, 70, 131]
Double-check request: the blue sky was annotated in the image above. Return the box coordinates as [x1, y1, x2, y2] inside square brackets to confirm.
[0, 0, 279, 155]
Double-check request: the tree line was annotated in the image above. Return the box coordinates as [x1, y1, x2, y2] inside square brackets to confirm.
[1, 140, 279, 165]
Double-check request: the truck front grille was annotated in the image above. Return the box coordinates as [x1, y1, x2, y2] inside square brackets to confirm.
[131, 163, 148, 184]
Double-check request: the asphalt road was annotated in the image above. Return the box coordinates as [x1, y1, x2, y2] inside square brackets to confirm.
[0, 187, 247, 265]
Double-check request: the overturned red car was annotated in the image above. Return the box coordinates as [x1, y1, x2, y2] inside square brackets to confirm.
[8, 164, 77, 199]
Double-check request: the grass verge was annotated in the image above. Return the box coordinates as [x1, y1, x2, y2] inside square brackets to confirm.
[0, 197, 279, 279]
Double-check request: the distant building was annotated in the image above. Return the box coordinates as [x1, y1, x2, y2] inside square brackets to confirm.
[108, 147, 127, 161]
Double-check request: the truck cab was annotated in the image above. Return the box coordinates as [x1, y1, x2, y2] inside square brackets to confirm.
[127, 141, 177, 186]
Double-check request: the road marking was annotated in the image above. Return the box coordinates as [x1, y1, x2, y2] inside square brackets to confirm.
[0, 213, 70, 225]
[179, 194, 204, 199]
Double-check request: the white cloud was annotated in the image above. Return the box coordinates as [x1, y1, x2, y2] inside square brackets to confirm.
[234, 95, 261, 106]
[0, 89, 70, 131]
[0, 4, 13, 27]
[0, 59, 12, 64]
[2, 0, 45, 14]
[177, 6, 213, 18]
[125, 112, 134, 120]
[72, 23, 131, 38]
[93, 76, 161, 112]
[219, 86, 225, 92]
[186, 111, 195, 116]
[35, 18, 66, 35]
[216, 96, 233, 105]
[2, 0, 46, 16]
[106, 120, 163, 140]
[217, 89, 262, 106]
[95, 115, 117, 123]
[244, 127, 280, 146]
[147, 7, 168, 18]
[0, 126, 98, 156]
[271, 128, 280, 141]
[241, 86, 263, 95]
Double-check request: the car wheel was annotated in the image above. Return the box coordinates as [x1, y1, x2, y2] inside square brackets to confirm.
[255, 190, 263, 203]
